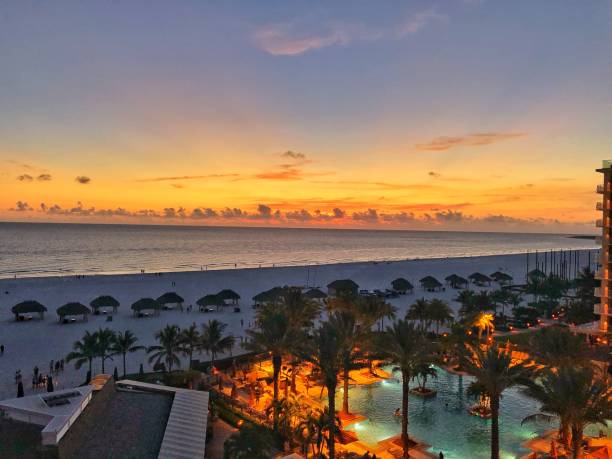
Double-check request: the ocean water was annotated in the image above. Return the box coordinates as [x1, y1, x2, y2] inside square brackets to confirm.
[0, 222, 597, 278]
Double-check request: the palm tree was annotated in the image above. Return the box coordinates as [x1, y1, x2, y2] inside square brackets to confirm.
[472, 312, 495, 341]
[329, 310, 367, 415]
[223, 424, 275, 459]
[245, 308, 293, 431]
[281, 287, 320, 329]
[522, 366, 611, 458]
[201, 319, 235, 371]
[298, 319, 344, 459]
[528, 326, 592, 369]
[111, 330, 145, 377]
[66, 331, 98, 381]
[427, 298, 453, 335]
[376, 319, 427, 459]
[356, 295, 396, 331]
[94, 328, 116, 374]
[148, 324, 182, 372]
[180, 323, 201, 370]
[462, 344, 528, 459]
[411, 362, 437, 393]
[406, 298, 430, 332]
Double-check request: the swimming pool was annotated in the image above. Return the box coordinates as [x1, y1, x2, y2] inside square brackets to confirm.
[340, 367, 608, 459]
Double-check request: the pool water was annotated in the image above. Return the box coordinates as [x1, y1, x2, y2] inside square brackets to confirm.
[340, 367, 608, 459]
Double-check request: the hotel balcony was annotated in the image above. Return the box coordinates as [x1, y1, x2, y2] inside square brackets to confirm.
[596, 269, 606, 280]
[596, 219, 605, 228]
[597, 185, 605, 194]
[596, 236, 603, 246]
[595, 287, 608, 298]
[594, 303, 611, 316]
[597, 202, 604, 211]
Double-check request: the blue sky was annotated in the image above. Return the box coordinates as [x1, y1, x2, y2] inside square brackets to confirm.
[1, 1, 610, 231]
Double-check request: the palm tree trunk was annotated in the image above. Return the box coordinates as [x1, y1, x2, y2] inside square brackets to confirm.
[491, 395, 500, 459]
[272, 352, 282, 432]
[122, 353, 127, 378]
[571, 425, 582, 459]
[88, 358, 92, 376]
[559, 422, 570, 451]
[327, 382, 336, 459]
[102, 357, 105, 374]
[342, 366, 350, 414]
[401, 369, 410, 459]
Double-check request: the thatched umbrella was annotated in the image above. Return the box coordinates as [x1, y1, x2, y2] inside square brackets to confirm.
[90, 295, 120, 314]
[490, 271, 513, 284]
[445, 274, 469, 289]
[252, 287, 286, 305]
[197, 294, 223, 311]
[468, 272, 492, 285]
[391, 278, 414, 294]
[57, 302, 91, 323]
[131, 298, 161, 317]
[217, 289, 241, 305]
[304, 288, 327, 300]
[419, 276, 442, 291]
[11, 300, 47, 321]
[156, 292, 185, 311]
[528, 269, 546, 280]
[326, 279, 359, 297]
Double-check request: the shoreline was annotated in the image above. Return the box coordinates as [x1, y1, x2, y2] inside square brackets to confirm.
[0, 246, 599, 281]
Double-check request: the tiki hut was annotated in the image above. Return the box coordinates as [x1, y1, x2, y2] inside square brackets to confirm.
[252, 287, 285, 307]
[57, 302, 91, 323]
[326, 279, 359, 298]
[11, 300, 47, 321]
[90, 295, 120, 314]
[217, 289, 241, 305]
[197, 294, 223, 311]
[528, 269, 546, 281]
[131, 298, 161, 317]
[304, 288, 328, 301]
[419, 276, 443, 292]
[469, 272, 492, 286]
[391, 278, 414, 294]
[445, 274, 469, 289]
[490, 271, 513, 285]
[156, 292, 185, 311]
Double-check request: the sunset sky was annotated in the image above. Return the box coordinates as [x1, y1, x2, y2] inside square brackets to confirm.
[1, 1, 611, 233]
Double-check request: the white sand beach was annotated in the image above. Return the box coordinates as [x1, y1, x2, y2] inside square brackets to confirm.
[0, 250, 598, 400]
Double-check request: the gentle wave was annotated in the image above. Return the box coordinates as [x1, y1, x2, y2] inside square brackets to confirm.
[0, 222, 598, 279]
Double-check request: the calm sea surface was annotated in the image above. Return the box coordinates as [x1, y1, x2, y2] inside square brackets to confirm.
[0, 222, 597, 278]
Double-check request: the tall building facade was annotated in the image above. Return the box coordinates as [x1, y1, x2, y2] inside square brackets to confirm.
[596, 160, 612, 332]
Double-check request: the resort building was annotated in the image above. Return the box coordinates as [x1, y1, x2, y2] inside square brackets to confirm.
[596, 160, 612, 332]
[0, 375, 209, 459]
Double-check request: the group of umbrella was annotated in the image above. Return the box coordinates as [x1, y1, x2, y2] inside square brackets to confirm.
[419, 271, 514, 291]
[9, 289, 242, 323]
[8, 269, 521, 323]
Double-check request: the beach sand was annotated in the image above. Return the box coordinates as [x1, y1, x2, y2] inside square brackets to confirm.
[0, 250, 597, 399]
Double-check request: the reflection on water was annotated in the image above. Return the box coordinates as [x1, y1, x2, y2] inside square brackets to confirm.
[342, 367, 608, 459]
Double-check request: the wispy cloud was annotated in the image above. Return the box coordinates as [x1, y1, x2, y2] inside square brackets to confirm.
[253, 9, 446, 56]
[415, 132, 526, 152]
[17, 173, 53, 182]
[75, 176, 91, 184]
[135, 174, 239, 183]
